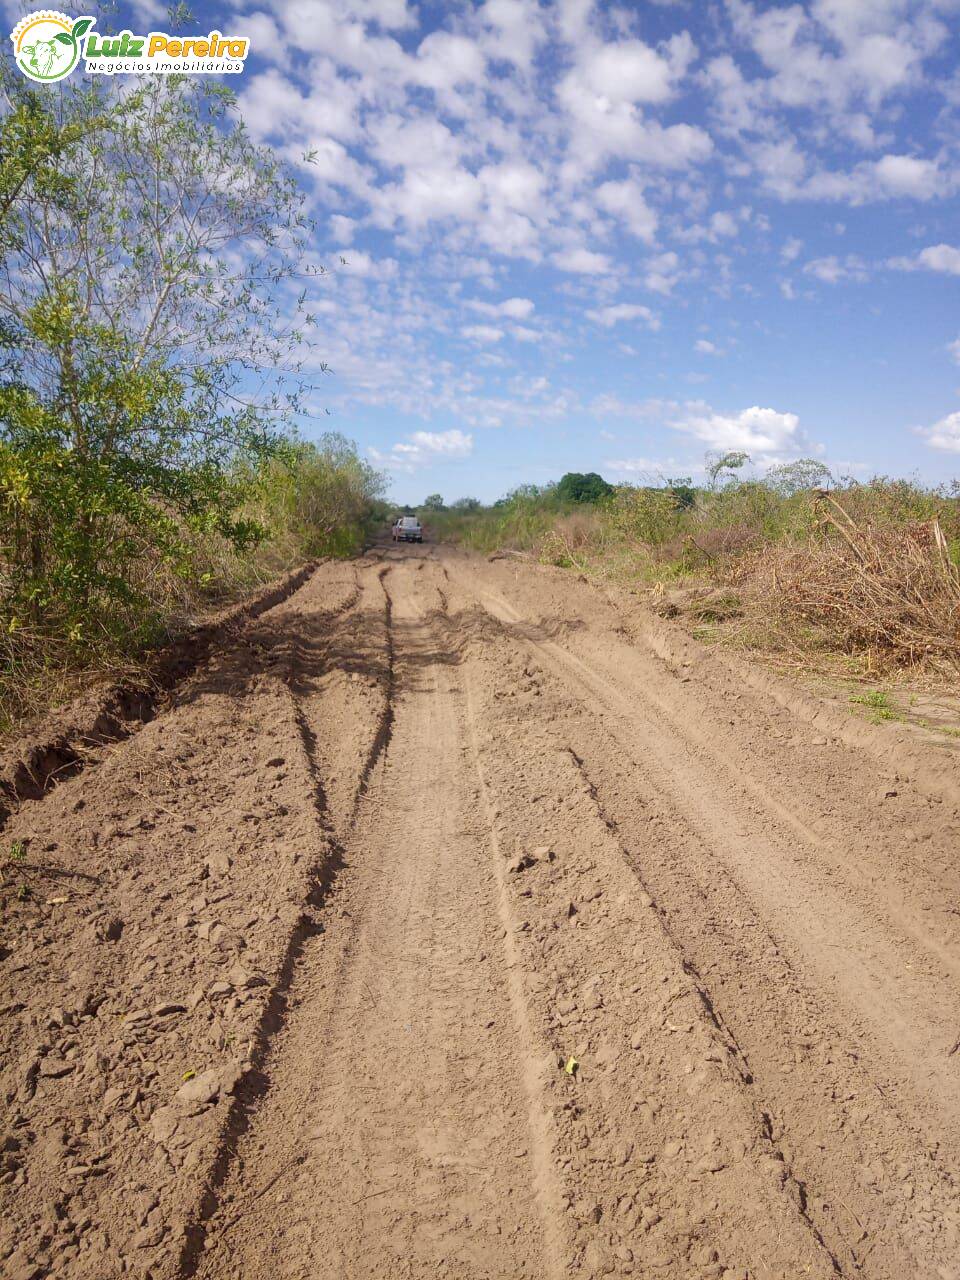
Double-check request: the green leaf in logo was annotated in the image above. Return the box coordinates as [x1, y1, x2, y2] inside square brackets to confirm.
[54, 32, 73, 44]
[71, 17, 94, 39]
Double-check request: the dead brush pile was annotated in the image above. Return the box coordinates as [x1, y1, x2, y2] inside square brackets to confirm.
[738, 493, 960, 671]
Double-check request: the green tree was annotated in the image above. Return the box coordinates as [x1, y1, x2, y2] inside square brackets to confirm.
[666, 476, 696, 510]
[256, 433, 386, 559]
[0, 71, 314, 646]
[705, 451, 751, 489]
[555, 472, 614, 504]
[421, 493, 444, 511]
[450, 496, 481, 511]
[765, 458, 833, 496]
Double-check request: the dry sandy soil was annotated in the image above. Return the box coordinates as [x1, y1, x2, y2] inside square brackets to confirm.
[2, 545, 959, 1280]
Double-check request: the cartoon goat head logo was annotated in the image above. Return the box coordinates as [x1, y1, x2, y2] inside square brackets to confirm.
[10, 12, 95, 83]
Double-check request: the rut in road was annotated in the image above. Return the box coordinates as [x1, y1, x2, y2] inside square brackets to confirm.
[441, 548, 960, 1280]
[193, 554, 846, 1280]
[194, 561, 564, 1280]
[4, 546, 960, 1280]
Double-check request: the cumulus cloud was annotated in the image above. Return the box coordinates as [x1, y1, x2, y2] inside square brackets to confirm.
[595, 179, 659, 243]
[462, 324, 505, 343]
[557, 30, 711, 175]
[227, 0, 958, 492]
[670, 403, 815, 460]
[888, 244, 960, 275]
[643, 251, 682, 295]
[369, 428, 474, 471]
[552, 248, 615, 274]
[915, 411, 960, 453]
[724, 0, 945, 119]
[467, 296, 536, 320]
[585, 303, 661, 330]
[803, 254, 868, 283]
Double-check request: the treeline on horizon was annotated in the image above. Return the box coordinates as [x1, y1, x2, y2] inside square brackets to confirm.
[416, 455, 960, 676]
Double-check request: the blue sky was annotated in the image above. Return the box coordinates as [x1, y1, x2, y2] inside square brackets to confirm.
[9, 0, 960, 503]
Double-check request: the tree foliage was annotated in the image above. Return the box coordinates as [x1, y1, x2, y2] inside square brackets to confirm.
[764, 458, 833, 496]
[255, 434, 386, 559]
[555, 471, 614, 504]
[0, 70, 315, 646]
[705, 451, 750, 489]
[666, 476, 697, 510]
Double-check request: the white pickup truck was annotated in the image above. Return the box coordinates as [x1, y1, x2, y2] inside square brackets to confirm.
[392, 515, 423, 543]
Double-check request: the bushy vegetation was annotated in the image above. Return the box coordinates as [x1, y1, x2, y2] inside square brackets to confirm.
[0, 72, 383, 729]
[426, 467, 960, 675]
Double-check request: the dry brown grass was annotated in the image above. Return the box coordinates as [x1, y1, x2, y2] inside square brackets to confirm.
[735, 494, 960, 672]
[537, 510, 606, 569]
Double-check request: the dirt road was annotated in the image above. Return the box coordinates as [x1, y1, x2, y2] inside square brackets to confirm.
[2, 546, 960, 1280]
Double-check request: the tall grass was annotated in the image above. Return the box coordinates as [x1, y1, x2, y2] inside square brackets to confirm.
[428, 475, 960, 675]
[427, 492, 568, 553]
[0, 433, 386, 734]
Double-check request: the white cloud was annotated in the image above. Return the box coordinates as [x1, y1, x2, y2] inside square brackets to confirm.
[462, 324, 505, 343]
[414, 31, 486, 93]
[803, 254, 868, 283]
[888, 243, 960, 275]
[477, 161, 546, 216]
[577, 36, 692, 104]
[475, 0, 547, 68]
[670, 403, 815, 460]
[558, 32, 711, 175]
[916, 411, 960, 453]
[226, 0, 960, 487]
[873, 154, 945, 200]
[948, 336, 960, 366]
[552, 248, 614, 274]
[499, 296, 535, 319]
[710, 210, 739, 239]
[369, 428, 474, 471]
[726, 0, 944, 118]
[467, 296, 536, 320]
[586, 303, 661, 330]
[643, 250, 682, 295]
[595, 179, 659, 243]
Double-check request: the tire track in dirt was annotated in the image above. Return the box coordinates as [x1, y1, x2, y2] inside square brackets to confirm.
[192, 558, 563, 1280]
[461, 672, 571, 1279]
[7, 544, 960, 1280]
[575, 733, 960, 1277]
[0, 561, 386, 1279]
[177, 566, 387, 1275]
[561, 744, 848, 1273]
[348, 565, 397, 826]
[466, 579, 960, 1106]
[440, 552, 960, 1279]
[0, 560, 327, 828]
[454, 618, 843, 1280]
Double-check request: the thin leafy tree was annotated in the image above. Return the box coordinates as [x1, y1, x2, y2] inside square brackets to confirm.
[0, 69, 316, 648]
